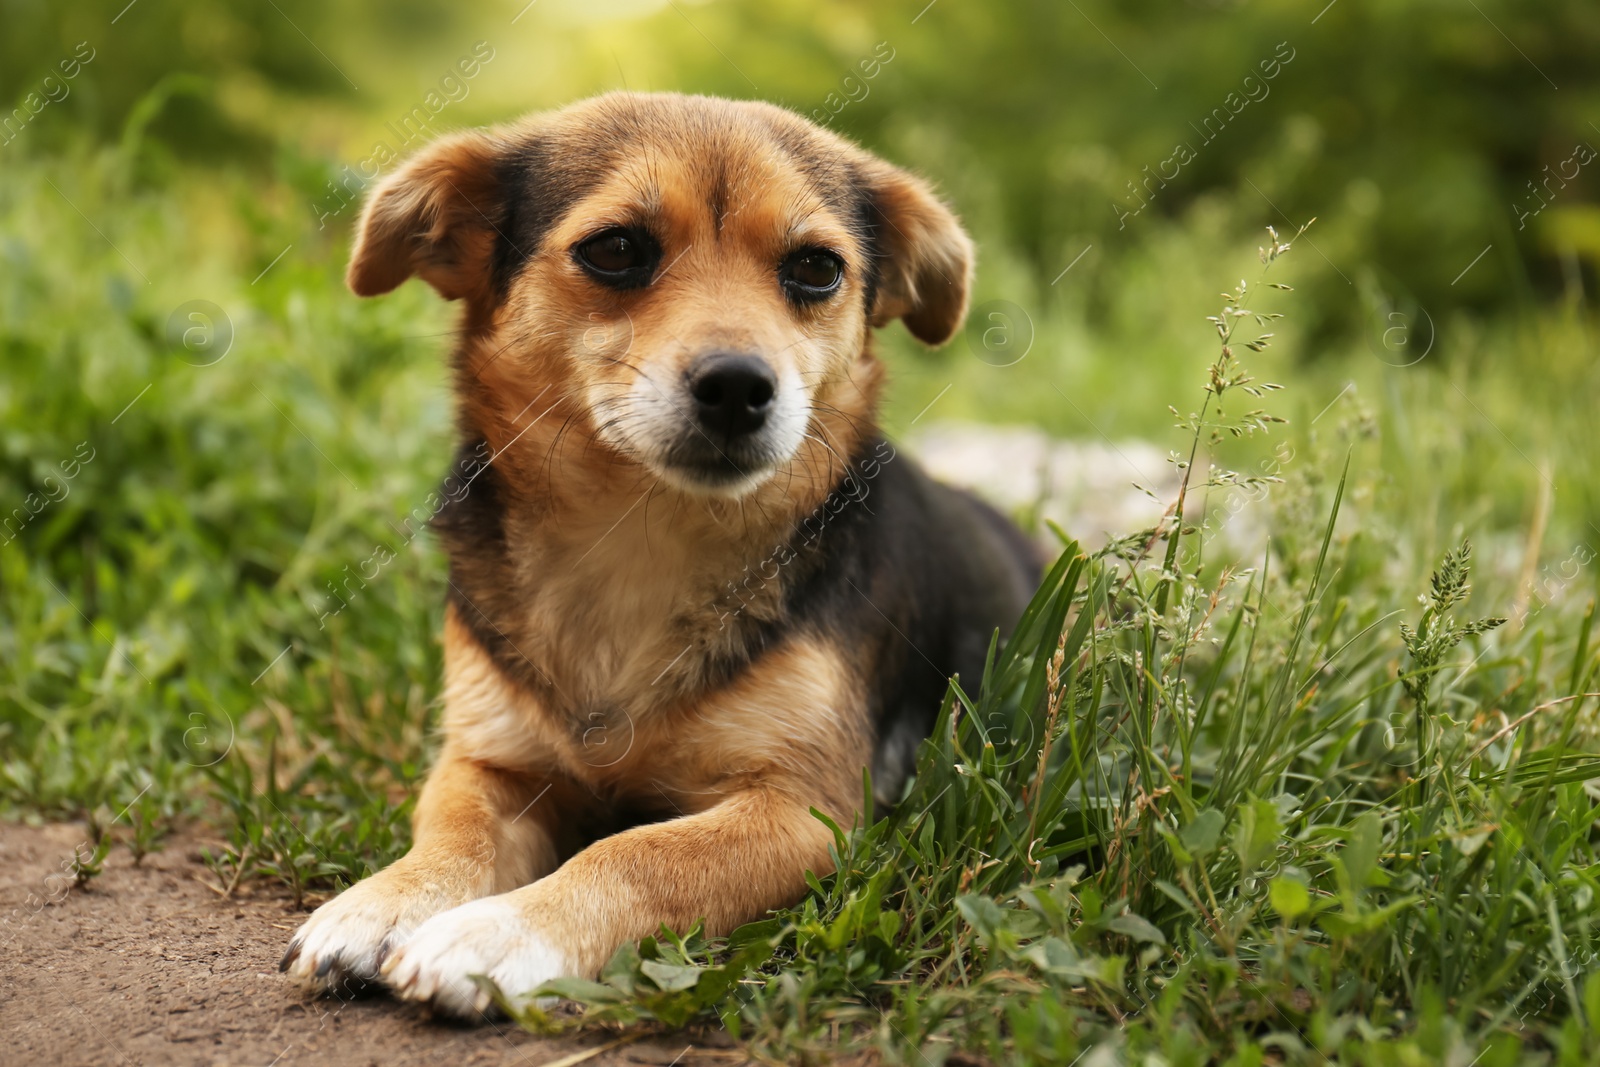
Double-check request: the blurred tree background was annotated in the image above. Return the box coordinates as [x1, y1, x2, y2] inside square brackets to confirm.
[6, 0, 1597, 332]
[5, 0, 1596, 518]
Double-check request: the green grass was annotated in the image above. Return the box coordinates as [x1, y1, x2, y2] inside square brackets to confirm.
[4, 140, 1600, 1066]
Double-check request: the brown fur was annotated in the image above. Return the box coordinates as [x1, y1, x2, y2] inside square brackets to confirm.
[280, 93, 1020, 1019]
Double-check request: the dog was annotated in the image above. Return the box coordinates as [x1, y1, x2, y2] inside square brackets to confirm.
[280, 92, 1039, 1018]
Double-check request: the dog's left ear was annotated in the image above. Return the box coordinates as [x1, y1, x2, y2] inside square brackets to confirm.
[346, 130, 505, 304]
[859, 162, 974, 346]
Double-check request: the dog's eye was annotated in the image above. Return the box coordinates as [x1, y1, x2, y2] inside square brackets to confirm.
[574, 228, 659, 287]
[780, 250, 844, 300]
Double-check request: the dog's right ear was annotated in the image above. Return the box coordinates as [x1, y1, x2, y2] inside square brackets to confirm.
[855, 160, 974, 348]
[346, 130, 505, 304]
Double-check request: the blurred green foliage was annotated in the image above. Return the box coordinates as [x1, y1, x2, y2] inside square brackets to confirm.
[5, 0, 1599, 340]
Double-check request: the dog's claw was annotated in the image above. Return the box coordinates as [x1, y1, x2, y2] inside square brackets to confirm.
[315, 957, 335, 979]
[279, 941, 302, 973]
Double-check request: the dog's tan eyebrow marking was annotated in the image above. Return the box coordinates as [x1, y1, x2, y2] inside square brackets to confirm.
[707, 161, 729, 236]
[638, 151, 669, 215]
[784, 202, 853, 260]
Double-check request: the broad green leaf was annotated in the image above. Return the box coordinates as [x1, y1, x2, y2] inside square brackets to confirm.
[1270, 876, 1311, 920]
[1108, 912, 1168, 945]
[1020, 936, 1082, 974]
[1181, 809, 1227, 858]
[533, 976, 626, 1003]
[1233, 798, 1283, 875]
[1344, 811, 1382, 891]
[955, 894, 1008, 941]
[640, 959, 703, 992]
[728, 918, 782, 950]
[1158, 822, 1193, 866]
[600, 940, 641, 996]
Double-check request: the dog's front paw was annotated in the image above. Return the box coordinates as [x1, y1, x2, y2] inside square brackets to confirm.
[381, 895, 576, 1018]
[281, 866, 478, 993]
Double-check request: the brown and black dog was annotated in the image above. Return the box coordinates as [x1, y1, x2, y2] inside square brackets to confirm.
[280, 92, 1037, 1018]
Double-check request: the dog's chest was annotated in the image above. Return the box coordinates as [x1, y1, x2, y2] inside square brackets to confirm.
[438, 471, 823, 799]
[442, 540, 849, 808]
[505, 514, 782, 720]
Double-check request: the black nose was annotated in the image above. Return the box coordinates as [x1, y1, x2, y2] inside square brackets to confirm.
[688, 354, 777, 437]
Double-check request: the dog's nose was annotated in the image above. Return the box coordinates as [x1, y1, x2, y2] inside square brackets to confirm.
[688, 354, 777, 437]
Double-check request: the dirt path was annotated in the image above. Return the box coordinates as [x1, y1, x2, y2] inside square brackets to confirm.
[0, 822, 741, 1067]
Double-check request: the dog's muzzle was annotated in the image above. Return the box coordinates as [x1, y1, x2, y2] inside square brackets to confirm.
[651, 352, 789, 491]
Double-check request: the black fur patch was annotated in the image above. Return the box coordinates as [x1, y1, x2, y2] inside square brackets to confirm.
[769, 440, 1041, 799]
[851, 187, 886, 323]
[488, 136, 605, 301]
[430, 438, 563, 699]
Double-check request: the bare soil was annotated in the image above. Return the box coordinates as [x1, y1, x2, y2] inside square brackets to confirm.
[0, 822, 742, 1067]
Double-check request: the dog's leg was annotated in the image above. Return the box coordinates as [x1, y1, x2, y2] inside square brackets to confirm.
[381, 785, 837, 1016]
[282, 608, 564, 990]
[280, 749, 559, 990]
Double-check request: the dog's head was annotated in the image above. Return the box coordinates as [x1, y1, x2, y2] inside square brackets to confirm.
[347, 93, 971, 497]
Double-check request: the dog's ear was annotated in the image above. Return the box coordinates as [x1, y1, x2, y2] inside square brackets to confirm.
[347, 130, 504, 303]
[860, 162, 974, 346]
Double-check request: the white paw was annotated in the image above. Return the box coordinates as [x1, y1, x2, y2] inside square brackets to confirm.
[281, 869, 475, 992]
[380, 896, 575, 1018]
